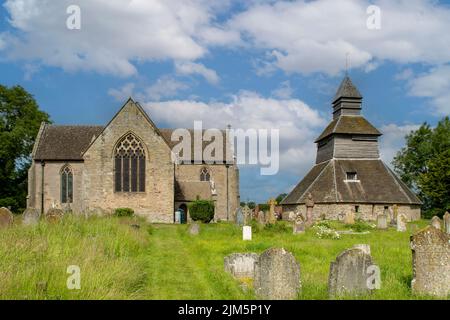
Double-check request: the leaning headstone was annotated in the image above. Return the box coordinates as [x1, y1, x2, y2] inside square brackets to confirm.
[430, 216, 442, 230]
[235, 207, 244, 226]
[410, 226, 450, 297]
[344, 211, 355, 225]
[45, 208, 64, 222]
[396, 213, 407, 232]
[188, 222, 200, 235]
[243, 226, 252, 241]
[444, 212, 450, 235]
[0, 207, 13, 229]
[376, 214, 388, 230]
[22, 208, 40, 226]
[328, 244, 377, 297]
[224, 253, 259, 279]
[254, 248, 301, 300]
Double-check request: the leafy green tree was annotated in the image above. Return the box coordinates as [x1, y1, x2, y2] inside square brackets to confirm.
[275, 193, 287, 204]
[0, 85, 50, 212]
[393, 117, 450, 217]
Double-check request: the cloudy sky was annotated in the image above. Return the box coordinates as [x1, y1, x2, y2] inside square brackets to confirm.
[1, 0, 449, 203]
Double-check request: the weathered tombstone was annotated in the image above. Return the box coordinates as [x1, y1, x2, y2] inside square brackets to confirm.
[444, 212, 450, 235]
[293, 213, 306, 234]
[243, 226, 252, 241]
[267, 199, 277, 224]
[188, 222, 200, 235]
[254, 248, 301, 300]
[45, 208, 64, 222]
[22, 208, 40, 226]
[328, 244, 378, 297]
[0, 207, 13, 229]
[430, 216, 442, 230]
[410, 226, 450, 297]
[242, 205, 252, 225]
[305, 193, 315, 226]
[235, 207, 244, 226]
[393, 204, 398, 222]
[288, 211, 296, 221]
[376, 214, 388, 230]
[257, 211, 266, 225]
[224, 253, 259, 279]
[396, 213, 407, 232]
[344, 210, 355, 225]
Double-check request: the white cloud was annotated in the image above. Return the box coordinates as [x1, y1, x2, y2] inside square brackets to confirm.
[379, 123, 420, 167]
[1, 0, 236, 76]
[271, 80, 293, 99]
[108, 83, 136, 102]
[143, 91, 326, 174]
[175, 61, 219, 84]
[146, 76, 189, 101]
[229, 0, 450, 75]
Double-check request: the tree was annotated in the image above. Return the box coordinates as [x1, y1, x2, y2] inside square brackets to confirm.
[393, 117, 450, 217]
[275, 193, 287, 204]
[0, 85, 50, 212]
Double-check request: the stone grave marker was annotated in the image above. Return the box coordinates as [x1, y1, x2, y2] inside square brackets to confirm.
[0, 207, 13, 229]
[22, 208, 40, 226]
[293, 213, 306, 234]
[344, 210, 355, 225]
[45, 208, 64, 223]
[444, 212, 450, 235]
[235, 207, 244, 226]
[410, 226, 450, 297]
[396, 213, 407, 232]
[188, 222, 200, 235]
[267, 199, 277, 224]
[243, 226, 252, 241]
[328, 244, 378, 297]
[430, 216, 442, 230]
[242, 205, 252, 225]
[254, 248, 301, 300]
[224, 253, 259, 279]
[305, 193, 315, 226]
[257, 211, 266, 225]
[376, 214, 388, 230]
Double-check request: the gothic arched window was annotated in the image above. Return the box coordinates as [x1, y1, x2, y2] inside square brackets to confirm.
[61, 165, 73, 203]
[200, 167, 210, 181]
[114, 133, 146, 192]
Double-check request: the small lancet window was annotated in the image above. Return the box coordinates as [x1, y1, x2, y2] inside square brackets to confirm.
[114, 133, 146, 192]
[200, 167, 211, 182]
[61, 165, 73, 203]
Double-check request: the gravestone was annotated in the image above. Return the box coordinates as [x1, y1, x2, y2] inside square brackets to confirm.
[410, 226, 450, 297]
[444, 212, 450, 235]
[0, 207, 13, 229]
[243, 226, 252, 241]
[328, 244, 377, 297]
[235, 207, 244, 226]
[242, 205, 253, 225]
[254, 248, 301, 300]
[344, 211, 355, 225]
[23, 208, 40, 226]
[305, 193, 315, 226]
[224, 253, 259, 279]
[396, 213, 407, 232]
[430, 216, 442, 230]
[188, 222, 200, 235]
[376, 214, 388, 230]
[257, 211, 266, 225]
[267, 199, 277, 224]
[293, 214, 306, 234]
[45, 208, 64, 222]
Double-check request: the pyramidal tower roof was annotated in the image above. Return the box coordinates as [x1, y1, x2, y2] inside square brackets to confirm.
[333, 76, 362, 102]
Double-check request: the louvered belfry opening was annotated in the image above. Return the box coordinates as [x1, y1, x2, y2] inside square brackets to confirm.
[114, 133, 146, 193]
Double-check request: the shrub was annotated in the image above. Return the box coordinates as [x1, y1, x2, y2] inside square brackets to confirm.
[114, 208, 134, 217]
[350, 220, 375, 232]
[263, 221, 290, 233]
[188, 200, 215, 223]
[312, 225, 340, 240]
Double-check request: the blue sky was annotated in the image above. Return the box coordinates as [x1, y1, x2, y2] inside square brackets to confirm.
[1, 0, 449, 203]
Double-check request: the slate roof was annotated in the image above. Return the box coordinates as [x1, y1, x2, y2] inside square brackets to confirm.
[33, 125, 230, 162]
[175, 181, 212, 201]
[34, 125, 104, 160]
[315, 115, 381, 142]
[333, 76, 362, 102]
[281, 159, 422, 205]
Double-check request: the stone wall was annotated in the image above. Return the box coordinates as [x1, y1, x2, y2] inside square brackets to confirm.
[175, 163, 239, 221]
[82, 100, 174, 222]
[283, 203, 421, 222]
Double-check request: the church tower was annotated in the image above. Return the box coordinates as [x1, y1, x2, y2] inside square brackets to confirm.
[281, 76, 422, 221]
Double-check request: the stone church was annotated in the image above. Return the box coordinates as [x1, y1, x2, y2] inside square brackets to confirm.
[27, 98, 240, 223]
[281, 76, 422, 221]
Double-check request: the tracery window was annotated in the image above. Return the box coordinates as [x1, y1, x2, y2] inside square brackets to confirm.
[200, 167, 210, 182]
[115, 133, 146, 192]
[61, 165, 73, 203]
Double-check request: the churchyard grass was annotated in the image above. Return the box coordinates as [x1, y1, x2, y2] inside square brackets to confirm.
[0, 216, 444, 300]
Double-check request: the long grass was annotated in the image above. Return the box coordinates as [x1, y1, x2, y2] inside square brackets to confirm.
[0, 216, 446, 300]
